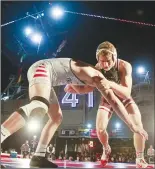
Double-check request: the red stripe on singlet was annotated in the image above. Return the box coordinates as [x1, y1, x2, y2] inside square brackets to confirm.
[33, 74, 48, 78]
[36, 69, 47, 73]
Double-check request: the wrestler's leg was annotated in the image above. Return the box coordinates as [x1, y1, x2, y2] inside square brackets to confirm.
[126, 102, 148, 168]
[1, 112, 25, 143]
[34, 88, 63, 157]
[96, 108, 112, 166]
[126, 103, 145, 157]
[1, 63, 51, 143]
[1, 83, 51, 143]
[96, 109, 111, 148]
[30, 88, 62, 168]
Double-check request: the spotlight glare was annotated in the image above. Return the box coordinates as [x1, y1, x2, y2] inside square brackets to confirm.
[87, 124, 92, 129]
[115, 122, 121, 129]
[41, 13, 44, 16]
[31, 33, 42, 44]
[51, 7, 64, 19]
[25, 27, 33, 36]
[137, 66, 145, 74]
[27, 120, 40, 132]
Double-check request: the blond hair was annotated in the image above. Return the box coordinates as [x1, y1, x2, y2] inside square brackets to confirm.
[96, 41, 117, 60]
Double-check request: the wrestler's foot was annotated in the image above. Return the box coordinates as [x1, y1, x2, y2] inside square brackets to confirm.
[136, 158, 148, 168]
[30, 156, 58, 168]
[100, 145, 111, 167]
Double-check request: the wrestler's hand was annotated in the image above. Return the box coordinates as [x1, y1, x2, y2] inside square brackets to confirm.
[64, 84, 77, 93]
[130, 125, 148, 140]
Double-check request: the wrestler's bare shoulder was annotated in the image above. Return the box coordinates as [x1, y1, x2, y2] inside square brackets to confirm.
[118, 59, 132, 71]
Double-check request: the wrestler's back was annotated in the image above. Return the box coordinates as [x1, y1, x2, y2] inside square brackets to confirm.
[29, 58, 84, 86]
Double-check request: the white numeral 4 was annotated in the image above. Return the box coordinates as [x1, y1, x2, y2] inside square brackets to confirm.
[62, 93, 79, 107]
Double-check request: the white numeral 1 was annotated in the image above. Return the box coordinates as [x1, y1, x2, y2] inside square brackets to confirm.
[88, 92, 94, 107]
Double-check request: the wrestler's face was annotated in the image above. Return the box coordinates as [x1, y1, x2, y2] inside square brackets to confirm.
[98, 54, 114, 71]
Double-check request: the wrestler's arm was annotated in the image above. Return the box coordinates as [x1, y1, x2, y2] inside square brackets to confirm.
[64, 84, 95, 94]
[109, 62, 132, 99]
[64, 63, 99, 94]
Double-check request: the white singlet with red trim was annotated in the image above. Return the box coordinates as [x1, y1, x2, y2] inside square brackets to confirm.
[27, 58, 85, 87]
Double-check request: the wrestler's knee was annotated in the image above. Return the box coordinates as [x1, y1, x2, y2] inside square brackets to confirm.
[17, 96, 49, 120]
[49, 112, 63, 125]
[128, 107, 143, 128]
[97, 128, 107, 136]
[96, 123, 108, 135]
[57, 113, 63, 125]
[54, 112, 63, 125]
[48, 103, 63, 124]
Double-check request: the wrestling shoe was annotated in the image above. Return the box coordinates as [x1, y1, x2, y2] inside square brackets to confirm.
[30, 156, 58, 168]
[100, 145, 111, 167]
[1, 164, 6, 168]
[136, 158, 148, 168]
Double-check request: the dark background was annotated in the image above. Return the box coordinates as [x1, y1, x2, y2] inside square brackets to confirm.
[2, 1, 155, 91]
[1, 1, 155, 153]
